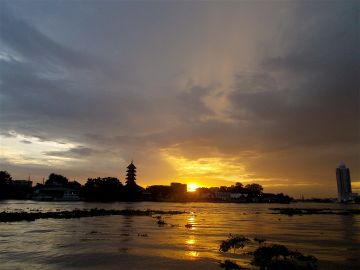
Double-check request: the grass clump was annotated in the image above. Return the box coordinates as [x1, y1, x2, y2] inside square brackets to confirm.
[219, 235, 318, 270]
[219, 260, 243, 270]
[252, 244, 317, 270]
[219, 234, 250, 253]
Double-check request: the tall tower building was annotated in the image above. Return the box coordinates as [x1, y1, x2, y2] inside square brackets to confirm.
[125, 161, 137, 187]
[336, 162, 352, 202]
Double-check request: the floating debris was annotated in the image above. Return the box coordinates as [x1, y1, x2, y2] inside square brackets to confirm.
[157, 219, 166, 226]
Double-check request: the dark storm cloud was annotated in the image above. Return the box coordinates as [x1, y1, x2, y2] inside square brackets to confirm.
[0, 3, 144, 144]
[0, 3, 96, 134]
[0, 2, 94, 69]
[228, 2, 359, 152]
[0, 2, 212, 147]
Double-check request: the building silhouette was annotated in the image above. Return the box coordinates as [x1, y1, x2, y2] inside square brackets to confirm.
[170, 182, 187, 194]
[336, 162, 352, 202]
[124, 161, 143, 200]
[125, 161, 137, 186]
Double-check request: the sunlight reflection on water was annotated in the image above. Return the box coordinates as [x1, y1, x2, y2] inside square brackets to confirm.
[0, 201, 359, 270]
[186, 236, 196, 245]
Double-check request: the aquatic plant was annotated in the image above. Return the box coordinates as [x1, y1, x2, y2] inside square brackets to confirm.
[219, 234, 250, 253]
[0, 209, 186, 222]
[254, 237, 266, 245]
[219, 260, 243, 270]
[252, 244, 317, 270]
[218, 235, 318, 270]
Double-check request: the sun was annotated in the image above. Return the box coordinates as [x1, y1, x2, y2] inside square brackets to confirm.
[187, 183, 199, 192]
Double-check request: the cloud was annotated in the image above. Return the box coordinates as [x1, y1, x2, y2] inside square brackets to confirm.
[0, 0, 358, 197]
[44, 147, 95, 158]
[227, 1, 359, 153]
[0, 2, 95, 69]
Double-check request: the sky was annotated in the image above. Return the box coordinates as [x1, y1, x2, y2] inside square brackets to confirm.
[0, 0, 359, 197]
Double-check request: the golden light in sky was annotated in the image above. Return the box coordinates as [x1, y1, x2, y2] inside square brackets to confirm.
[161, 149, 253, 187]
[187, 183, 199, 192]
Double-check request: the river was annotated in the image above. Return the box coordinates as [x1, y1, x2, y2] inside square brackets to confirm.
[0, 201, 359, 269]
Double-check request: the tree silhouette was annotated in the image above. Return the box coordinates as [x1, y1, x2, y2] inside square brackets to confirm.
[82, 177, 123, 201]
[0, 171, 12, 183]
[0, 171, 13, 199]
[245, 183, 263, 196]
[45, 173, 68, 186]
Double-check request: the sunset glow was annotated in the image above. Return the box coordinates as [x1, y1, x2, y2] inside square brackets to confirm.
[187, 183, 199, 192]
[162, 149, 251, 185]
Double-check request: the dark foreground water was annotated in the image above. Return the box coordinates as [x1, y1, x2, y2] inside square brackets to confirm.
[0, 201, 359, 270]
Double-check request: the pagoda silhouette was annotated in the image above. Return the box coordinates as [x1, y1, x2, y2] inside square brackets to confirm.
[124, 160, 143, 200]
[125, 161, 137, 187]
